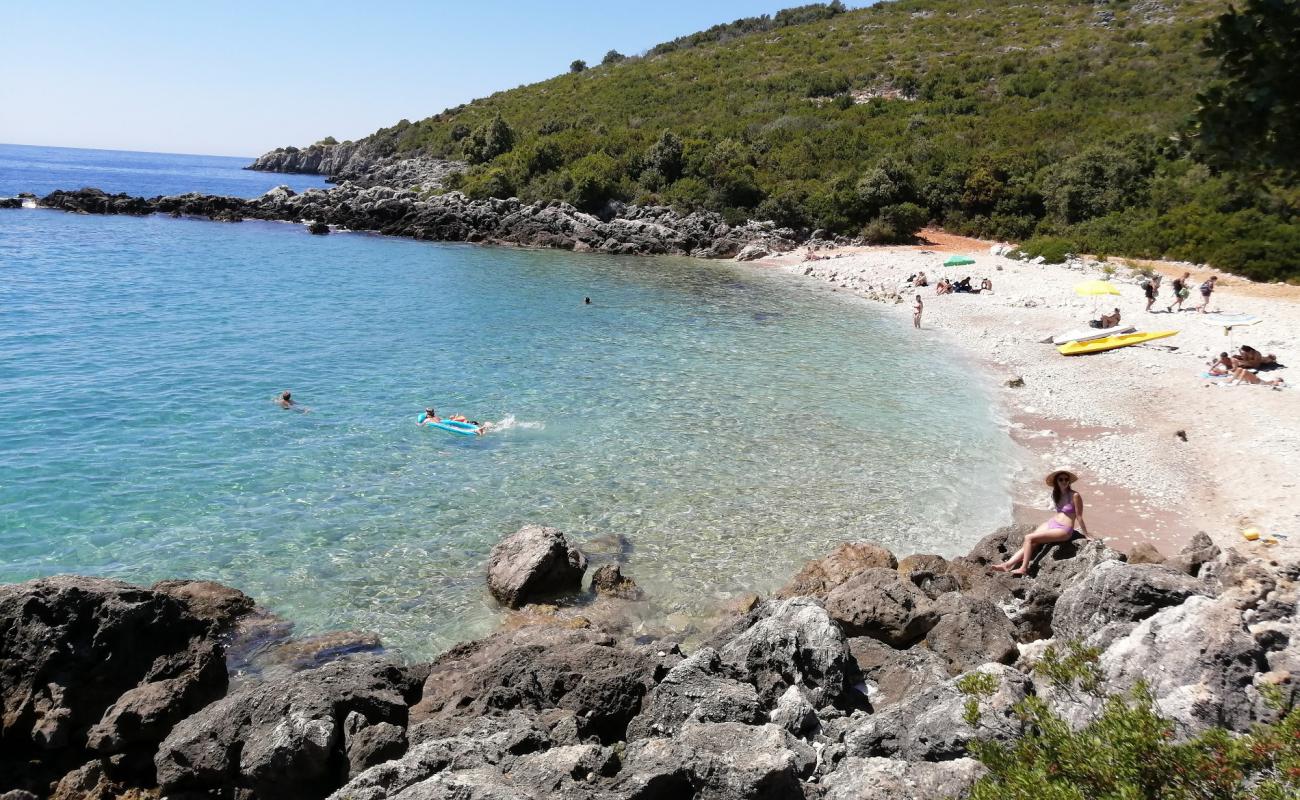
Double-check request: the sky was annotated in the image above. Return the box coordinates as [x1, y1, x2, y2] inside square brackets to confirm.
[1, 1, 835, 158]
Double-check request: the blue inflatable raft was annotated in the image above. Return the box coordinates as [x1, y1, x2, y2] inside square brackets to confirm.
[419, 415, 481, 436]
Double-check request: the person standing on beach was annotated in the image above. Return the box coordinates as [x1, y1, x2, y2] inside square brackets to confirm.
[992, 469, 1090, 576]
[1167, 272, 1191, 312]
[1198, 275, 1218, 313]
[1142, 275, 1160, 312]
[913, 294, 923, 329]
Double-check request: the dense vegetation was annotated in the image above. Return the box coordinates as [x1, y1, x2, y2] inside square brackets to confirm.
[960, 643, 1300, 799]
[335, 0, 1300, 281]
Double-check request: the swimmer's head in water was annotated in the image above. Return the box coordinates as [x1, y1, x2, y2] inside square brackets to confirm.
[281, 391, 291, 401]
[425, 407, 435, 416]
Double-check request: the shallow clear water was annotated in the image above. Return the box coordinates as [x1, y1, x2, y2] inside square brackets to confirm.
[0, 151, 1013, 659]
[0, 143, 330, 198]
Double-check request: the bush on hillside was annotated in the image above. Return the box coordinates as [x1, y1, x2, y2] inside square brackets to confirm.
[862, 202, 928, 244]
[569, 60, 587, 73]
[462, 116, 516, 165]
[601, 50, 625, 65]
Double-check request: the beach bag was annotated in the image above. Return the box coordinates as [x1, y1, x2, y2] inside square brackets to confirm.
[1178, 287, 1190, 299]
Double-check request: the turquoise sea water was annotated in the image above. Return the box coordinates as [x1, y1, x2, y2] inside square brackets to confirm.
[0, 149, 1013, 658]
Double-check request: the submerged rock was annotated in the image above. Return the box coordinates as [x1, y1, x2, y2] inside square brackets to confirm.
[590, 563, 644, 600]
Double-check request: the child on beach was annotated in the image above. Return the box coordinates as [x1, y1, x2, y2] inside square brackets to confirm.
[1197, 275, 1218, 313]
[913, 294, 923, 329]
[1208, 352, 1234, 376]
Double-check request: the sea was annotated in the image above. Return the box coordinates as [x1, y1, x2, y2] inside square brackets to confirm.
[0, 144, 1014, 658]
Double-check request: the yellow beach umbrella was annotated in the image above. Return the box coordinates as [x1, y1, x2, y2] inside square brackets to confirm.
[1073, 280, 1121, 297]
[1074, 279, 1120, 316]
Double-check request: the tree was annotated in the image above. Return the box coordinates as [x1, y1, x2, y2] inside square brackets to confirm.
[1196, 0, 1300, 176]
[462, 116, 515, 165]
[642, 131, 684, 183]
[569, 59, 587, 73]
[601, 50, 625, 65]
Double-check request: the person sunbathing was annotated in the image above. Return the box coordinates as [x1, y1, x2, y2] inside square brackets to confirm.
[1232, 346, 1277, 370]
[1230, 368, 1285, 387]
[979, 277, 993, 293]
[1207, 352, 1234, 376]
[935, 278, 952, 295]
[1090, 308, 1121, 329]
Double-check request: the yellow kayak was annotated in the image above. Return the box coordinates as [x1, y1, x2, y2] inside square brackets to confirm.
[1057, 330, 1177, 356]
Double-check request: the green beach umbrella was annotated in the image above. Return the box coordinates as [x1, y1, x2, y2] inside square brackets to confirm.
[943, 255, 975, 267]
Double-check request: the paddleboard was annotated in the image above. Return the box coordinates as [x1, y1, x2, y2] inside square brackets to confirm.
[1049, 324, 1136, 345]
[1057, 330, 1177, 356]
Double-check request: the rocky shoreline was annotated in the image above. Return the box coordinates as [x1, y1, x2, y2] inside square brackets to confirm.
[3, 523, 1295, 799]
[11, 185, 804, 260]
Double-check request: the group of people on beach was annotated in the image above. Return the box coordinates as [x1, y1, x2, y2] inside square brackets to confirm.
[1208, 346, 1284, 386]
[909, 271, 992, 295]
[1142, 272, 1218, 313]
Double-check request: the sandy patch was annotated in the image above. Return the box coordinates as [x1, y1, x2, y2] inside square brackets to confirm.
[759, 233, 1300, 560]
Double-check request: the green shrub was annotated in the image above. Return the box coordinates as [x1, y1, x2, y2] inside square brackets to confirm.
[569, 59, 587, 73]
[601, 50, 625, 65]
[863, 202, 928, 243]
[462, 116, 515, 165]
[962, 642, 1300, 800]
[1020, 236, 1075, 264]
[460, 166, 516, 200]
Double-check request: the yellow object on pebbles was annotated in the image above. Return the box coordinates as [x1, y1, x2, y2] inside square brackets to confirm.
[1242, 528, 1261, 541]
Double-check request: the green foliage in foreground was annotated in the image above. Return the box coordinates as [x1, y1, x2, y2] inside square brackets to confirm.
[340, 0, 1300, 280]
[960, 642, 1300, 800]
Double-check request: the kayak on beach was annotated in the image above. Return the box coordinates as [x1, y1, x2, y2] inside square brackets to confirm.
[1048, 324, 1137, 345]
[419, 416, 483, 436]
[1057, 330, 1178, 356]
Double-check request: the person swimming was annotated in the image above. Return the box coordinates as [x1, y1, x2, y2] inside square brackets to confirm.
[418, 407, 440, 424]
[276, 391, 310, 413]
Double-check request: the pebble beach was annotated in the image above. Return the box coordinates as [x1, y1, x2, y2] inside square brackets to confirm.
[762, 231, 1300, 559]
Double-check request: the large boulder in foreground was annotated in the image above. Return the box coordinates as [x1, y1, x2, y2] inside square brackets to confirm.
[921, 592, 1019, 675]
[845, 663, 1031, 761]
[777, 541, 897, 598]
[716, 597, 852, 709]
[824, 568, 938, 647]
[0, 576, 229, 796]
[625, 647, 763, 739]
[487, 525, 588, 608]
[821, 756, 986, 800]
[1053, 560, 1207, 645]
[1098, 593, 1264, 734]
[615, 721, 816, 800]
[409, 626, 673, 745]
[155, 656, 421, 800]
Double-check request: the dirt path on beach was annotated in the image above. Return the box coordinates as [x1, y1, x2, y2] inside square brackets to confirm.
[760, 231, 1300, 561]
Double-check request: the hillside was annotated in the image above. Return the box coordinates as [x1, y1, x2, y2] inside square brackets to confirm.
[286, 0, 1299, 280]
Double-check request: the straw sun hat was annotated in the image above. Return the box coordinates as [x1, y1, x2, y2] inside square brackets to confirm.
[1045, 468, 1079, 487]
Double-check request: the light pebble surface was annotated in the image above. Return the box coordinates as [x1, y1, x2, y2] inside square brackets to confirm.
[758, 231, 1300, 558]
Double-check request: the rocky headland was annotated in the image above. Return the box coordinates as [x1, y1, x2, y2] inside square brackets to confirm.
[244, 141, 464, 191]
[3, 522, 1296, 800]
[17, 185, 803, 260]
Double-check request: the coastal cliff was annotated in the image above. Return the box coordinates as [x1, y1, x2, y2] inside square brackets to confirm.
[3, 526, 1298, 799]
[247, 140, 464, 190]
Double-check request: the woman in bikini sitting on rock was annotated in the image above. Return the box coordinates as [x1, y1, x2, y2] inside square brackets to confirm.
[993, 469, 1090, 575]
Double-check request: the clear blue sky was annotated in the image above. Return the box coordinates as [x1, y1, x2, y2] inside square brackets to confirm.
[1, 1, 841, 158]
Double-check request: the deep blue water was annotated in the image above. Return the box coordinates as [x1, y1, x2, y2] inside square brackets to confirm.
[0, 143, 330, 198]
[0, 148, 1013, 658]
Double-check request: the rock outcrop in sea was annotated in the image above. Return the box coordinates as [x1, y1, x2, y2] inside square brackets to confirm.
[244, 141, 463, 191]
[22, 185, 803, 259]
[3, 523, 1297, 799]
